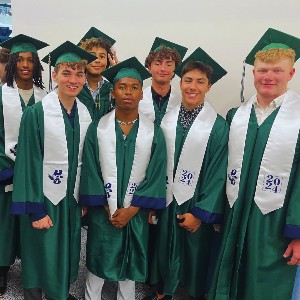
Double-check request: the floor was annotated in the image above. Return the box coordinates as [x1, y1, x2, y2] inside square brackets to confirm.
[2, 228, 190, 300]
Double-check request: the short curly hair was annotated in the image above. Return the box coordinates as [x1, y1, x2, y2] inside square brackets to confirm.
[79, 37, 113, 68]
[145, 46, 181, 68]
[181, 61, 213, 84]
[255, 48, 295, 64]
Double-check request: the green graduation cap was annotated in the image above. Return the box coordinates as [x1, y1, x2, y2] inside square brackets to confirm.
[0, 34, 49, 54]
[150, 37, 188, 61]
[175, 47, 227, 84]
[78, 27, 116, 46]
[245, 28, 300, 65]
[41, 41, 97, 67]
[102, 56, 151, 84]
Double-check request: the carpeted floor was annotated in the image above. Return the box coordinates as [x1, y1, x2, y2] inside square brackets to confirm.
[2, 228, 189, 300]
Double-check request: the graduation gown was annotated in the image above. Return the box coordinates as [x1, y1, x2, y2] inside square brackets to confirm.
[208, 106, 300, 300]
[11, 99, 90, 300]
[79, 116, 167, 282]
[77, 80, 112, 121]
[150, 114, 228, 297]
[0, 85, 45, 266]
[139, 85, 181, 125]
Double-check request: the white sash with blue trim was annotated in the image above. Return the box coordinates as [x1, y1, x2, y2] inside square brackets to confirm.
[2, 82, 46, 161]
[161, 101, 217, 206]
[97, 111, 154, 215]
[227, 90, 300, 214]
[43, 91, 91, 205]
[139, 85, 181, 122]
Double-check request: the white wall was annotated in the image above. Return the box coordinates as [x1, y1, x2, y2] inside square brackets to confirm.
[12, 0, 300, 116]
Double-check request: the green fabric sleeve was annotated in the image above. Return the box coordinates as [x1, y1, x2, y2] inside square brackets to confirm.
[285, 142, 300, 236]
[194, 116, 229, 215]
[12, 104, 45, 207]
[79, 121, 106, 205]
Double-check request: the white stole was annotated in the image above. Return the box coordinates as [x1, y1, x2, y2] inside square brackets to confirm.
[227, 90, 300, 214]
[97, 111, 154, 215]
[2, 83, 46, 161]
[139, 85, 181, 122]
[226, 96, 254, 208]
[42, 91, 91, 205]
[161, 102, 217, 206]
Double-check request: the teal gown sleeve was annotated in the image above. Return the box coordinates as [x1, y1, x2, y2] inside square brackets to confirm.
[11, 105, 46, 215]
[284, 139, 300, 239]
[131, 125, 167, 210]
[190, 116, 229, 224]
[79, 120, 106, 206]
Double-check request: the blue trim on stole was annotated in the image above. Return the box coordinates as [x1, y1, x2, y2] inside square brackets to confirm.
[0, 167, 14, 184]
[190, 207, 223, 224]
[131, 195, 166, 209]
[79, 194, 107, 207]
[11, 202, 46, 215]
[30, 212, 47, 222]
[284, 224, 300, 239]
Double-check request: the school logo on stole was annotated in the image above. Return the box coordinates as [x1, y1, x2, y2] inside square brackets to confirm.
[48, 169, 64, 185]
[228, 168, 239, 185]
[10, 144, 17, 157]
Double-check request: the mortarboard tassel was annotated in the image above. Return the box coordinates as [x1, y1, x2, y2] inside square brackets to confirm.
[240, 60, 246, 103]
[48, 53, 52, 92]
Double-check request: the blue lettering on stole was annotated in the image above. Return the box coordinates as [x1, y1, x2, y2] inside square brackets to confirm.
[127, 182, 138, 195]
[262, 175, 282, 193]
[105, 183, 112, 198]
[178, 169, 195, 186]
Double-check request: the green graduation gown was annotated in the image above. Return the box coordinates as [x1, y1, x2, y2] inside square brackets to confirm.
[150, 115, 228, 297]
[11, 99, 89, 300]
[140, 86, 182, 283]
[0, 86, 43, 267]
[77, 80, 112, 121]
[208, 106, 300, 300]
[79, 116, 167, 282]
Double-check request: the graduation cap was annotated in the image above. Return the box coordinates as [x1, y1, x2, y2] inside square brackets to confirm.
[0, 34, 49, 54]
[41, 41, 97, 67]
[240, 28, 300, 102]
[102, 56, 151, 85]
[175, 47, 227, 84]
[78, 27, 116, 46]
[150, 37, 188, 60]
[245, 28, 300, 65]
